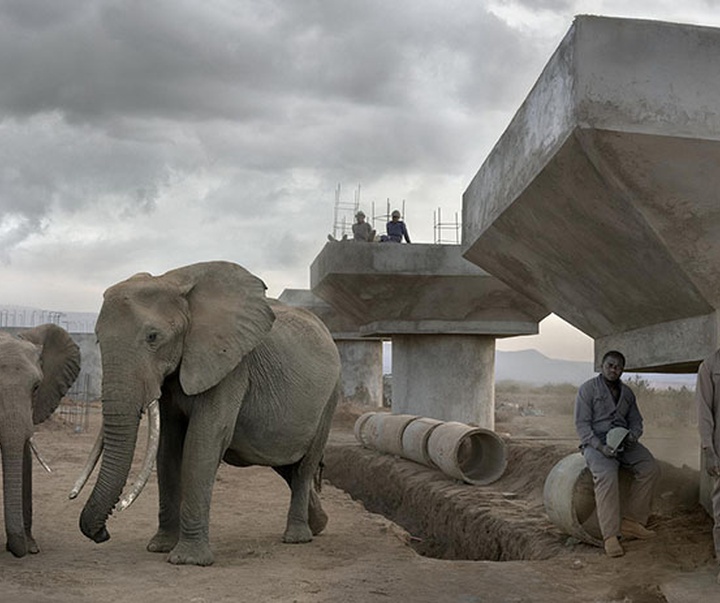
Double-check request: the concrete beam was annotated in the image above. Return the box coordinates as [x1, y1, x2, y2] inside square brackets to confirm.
[462, 15, 720, 370]
[311, 242, 548, 334]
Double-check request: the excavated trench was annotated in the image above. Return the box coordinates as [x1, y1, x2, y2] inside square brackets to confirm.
[323, 439, 574, 561]
[323, 438, 702, 563]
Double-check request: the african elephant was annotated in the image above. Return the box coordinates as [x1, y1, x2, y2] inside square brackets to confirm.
[76, 261, 341, 566]
[0, 324, 80, 557]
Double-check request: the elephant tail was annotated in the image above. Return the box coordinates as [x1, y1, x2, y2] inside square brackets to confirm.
[314, 458, 324, 493]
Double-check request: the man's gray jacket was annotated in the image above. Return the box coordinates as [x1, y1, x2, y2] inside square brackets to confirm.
[574, 374, 644, 450]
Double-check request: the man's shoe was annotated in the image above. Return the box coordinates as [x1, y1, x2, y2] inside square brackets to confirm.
[604, 536, 624, 558]
[621, 518, 656, 540]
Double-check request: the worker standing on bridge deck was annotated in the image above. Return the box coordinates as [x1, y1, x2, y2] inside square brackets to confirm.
[696, 348, 720, 585]
[574, 350, 660, 558]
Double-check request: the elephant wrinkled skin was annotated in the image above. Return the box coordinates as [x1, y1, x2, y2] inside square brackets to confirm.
[78, 261, 342, 566]
[0, 325, 80, 557]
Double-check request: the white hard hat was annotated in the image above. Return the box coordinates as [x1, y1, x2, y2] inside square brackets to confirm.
[606, 427, 630, 452]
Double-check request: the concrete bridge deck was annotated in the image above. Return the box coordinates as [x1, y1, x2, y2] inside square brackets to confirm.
[462, 15, 720, 373]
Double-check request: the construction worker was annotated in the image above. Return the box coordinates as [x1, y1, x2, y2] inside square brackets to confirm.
[380, 210, 411, 243]
[574, 350, 660, 557]
[696, 347, 720, 584]
[352, 210, 375, 242]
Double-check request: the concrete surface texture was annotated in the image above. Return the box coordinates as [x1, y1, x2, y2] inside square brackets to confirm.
[310, 243, 548, 425]
[391, 334, 496, 427]
[278, 289, 384, 408]
[462, 15, 720, 372]
[311, 242, 548, 336]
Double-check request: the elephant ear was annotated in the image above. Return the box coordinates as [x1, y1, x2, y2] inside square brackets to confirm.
[162, 261, 276, 396]
[18, 324, 82, 425]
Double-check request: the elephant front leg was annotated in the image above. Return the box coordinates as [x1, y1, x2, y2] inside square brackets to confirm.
[147, 401, 184, 554]
[167, 406, 235, 566]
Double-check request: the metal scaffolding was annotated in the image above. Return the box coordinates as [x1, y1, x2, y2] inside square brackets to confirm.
[433, 207, 461, 245]
[331, 183, 361, 240]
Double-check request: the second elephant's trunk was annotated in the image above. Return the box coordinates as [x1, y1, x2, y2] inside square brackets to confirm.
[2, 450, 27, 557]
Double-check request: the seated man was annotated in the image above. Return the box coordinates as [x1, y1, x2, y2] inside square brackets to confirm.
[380, 209, 411, 243]
[352, 210, 375, 242]
[574, 350, 660, 557]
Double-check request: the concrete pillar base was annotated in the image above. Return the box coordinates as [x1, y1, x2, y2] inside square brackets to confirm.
[391, 334, 495, 428]
[336, 339, 384, 408]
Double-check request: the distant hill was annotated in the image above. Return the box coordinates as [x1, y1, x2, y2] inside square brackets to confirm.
[384, 344, 696, 389]
[495, 349, 594, 386]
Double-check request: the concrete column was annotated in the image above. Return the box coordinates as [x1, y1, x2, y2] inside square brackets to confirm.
[335, 339, 383, 408]
[391, 334, 495, 428]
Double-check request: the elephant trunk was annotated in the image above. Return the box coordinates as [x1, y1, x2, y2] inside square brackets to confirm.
[79, 399, 141, 543]
[2, 450, 27, 557]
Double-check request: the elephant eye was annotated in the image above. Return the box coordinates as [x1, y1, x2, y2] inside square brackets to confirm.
[146, 332, 158, 344]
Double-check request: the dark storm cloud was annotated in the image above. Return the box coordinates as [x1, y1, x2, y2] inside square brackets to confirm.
[0, 0, 535, 254]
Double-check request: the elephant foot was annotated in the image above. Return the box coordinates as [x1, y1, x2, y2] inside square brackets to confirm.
[308, 506, 328, 536]
[282, 522, 313, 544]
[25, 534, 39, 554]
[167, 540, 214, 566]
[147, 529, 179, 553]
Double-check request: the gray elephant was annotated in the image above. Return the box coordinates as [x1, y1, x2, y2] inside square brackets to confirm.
[76, 261, 341, 566]
[0, 324, 81, 557]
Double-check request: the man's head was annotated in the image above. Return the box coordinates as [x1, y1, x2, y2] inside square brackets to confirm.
[601, 350, 626, 382]
[355, 210, 365, 222]
[391, 210, 401, 221]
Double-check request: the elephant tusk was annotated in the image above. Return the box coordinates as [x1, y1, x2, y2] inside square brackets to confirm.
[29, 437, 53, 474]
[69, 429, 104, 499]
[116, 399, 160, 512]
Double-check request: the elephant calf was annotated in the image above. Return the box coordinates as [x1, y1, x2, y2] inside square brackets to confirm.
[76, 261, 342, 566]
[0, 324, 81, 557]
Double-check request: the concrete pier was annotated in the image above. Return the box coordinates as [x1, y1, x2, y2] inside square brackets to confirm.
[278, 289, 384, 408]
[310, 242, 547, 426]
[462, 15, 720, 373]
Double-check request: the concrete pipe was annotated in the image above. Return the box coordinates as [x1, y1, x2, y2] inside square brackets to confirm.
[425, 421, 507, 485]
[356, 412, 418, 457]
[401, 417, 443, 467]
[353, 411, 377, 446]
[542, 453, 604, 546]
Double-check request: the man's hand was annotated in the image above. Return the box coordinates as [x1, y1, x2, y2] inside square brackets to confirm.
[625, 432, 638, 446]
[704, 448, 720, 478]
[600, 444, 617, 458]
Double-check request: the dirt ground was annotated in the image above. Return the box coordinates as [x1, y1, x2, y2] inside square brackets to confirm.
[1, 399, 718, 603]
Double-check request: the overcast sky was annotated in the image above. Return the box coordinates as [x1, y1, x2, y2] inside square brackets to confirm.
[1, 1, 718, 360]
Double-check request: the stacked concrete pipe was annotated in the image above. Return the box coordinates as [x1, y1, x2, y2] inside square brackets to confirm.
[354, 411, 508, 486]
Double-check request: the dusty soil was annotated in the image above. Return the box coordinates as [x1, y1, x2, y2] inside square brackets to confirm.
[0, 402, 718, 603]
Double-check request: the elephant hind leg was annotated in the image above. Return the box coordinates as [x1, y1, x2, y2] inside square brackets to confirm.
[308, 487, 328, 536]
[275, 381, 340, 543]
[273, 465, 328, 537]
[272, 464, 312, 542]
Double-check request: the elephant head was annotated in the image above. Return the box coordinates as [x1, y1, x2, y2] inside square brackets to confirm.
[0, 324, 80, 557]
[78, 261, 275, 544]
